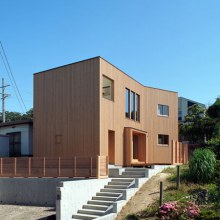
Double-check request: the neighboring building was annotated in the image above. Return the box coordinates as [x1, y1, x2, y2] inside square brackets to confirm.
[0, 120, 33, 157]
[34, 57, 181, 166]
[178, 97, 206, 122]
[0, 135, 9, 157]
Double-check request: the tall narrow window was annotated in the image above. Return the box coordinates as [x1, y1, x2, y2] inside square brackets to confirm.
[102, 75, 114, 101]
[125, 88, 140, 122]
[131, 91, 135, 120]
[158, 104, 169, 116]
[136, 94, 140, 121]
[125, 88, 130, 118]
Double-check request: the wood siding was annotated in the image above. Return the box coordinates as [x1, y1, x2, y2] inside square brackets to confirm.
[100, 58, 178, 165]
[34, 58, 100, 157]
[34, 57, 179, 166]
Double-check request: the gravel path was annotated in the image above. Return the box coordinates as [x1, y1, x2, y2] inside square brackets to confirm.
[0, 205, 55, 220]
[115, 172, 170, 220]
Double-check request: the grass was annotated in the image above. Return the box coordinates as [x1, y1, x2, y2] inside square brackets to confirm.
[125, 165, 220, 220]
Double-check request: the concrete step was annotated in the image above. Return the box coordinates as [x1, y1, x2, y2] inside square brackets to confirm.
[125, 168, 148, 171]
[108, 181, 130, 186]
[92, 196, 117, 201]
[72, 213, 99, 220]
[111, 178, 134, 182]
[122, 171, 146, 175]
[83, 204, 108, 211]
[100, 188, 126, 193]
[78, 209, 105, 216]
[88, 200, 113, 206]
[96, 192, 121, 197]
[104, 185, 128, 189]
[121, 173, 145, 178]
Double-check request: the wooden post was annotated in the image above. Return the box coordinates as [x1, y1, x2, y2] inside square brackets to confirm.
[176, 142, 180, 163]
[90, 157, 93, 177]
[106, 156, 109, 177]
[177, 165, 180, 189]
[96, 156, 100, 179]
[172, 140, 175, 164]
[14, 158, 17, 176]
[57, 157, 60, 177]
[43, 157, 46, 177]
[74, 157, 76, 177]
[159, 181, 163, 206]
[0, 158, 2, 176]
[28, 158, 31, 176]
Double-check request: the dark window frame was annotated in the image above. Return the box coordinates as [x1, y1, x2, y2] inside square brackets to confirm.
[7, 132, 21, 157]
[158, 134, 169, 145]
[125, 88, 140, 122]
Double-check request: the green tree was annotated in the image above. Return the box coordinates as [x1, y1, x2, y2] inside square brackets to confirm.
[180, 104, 207, 144]
[207, 97, 220, 120]
[180, 97, 220, 148]
[0, 108, 33, 123]
[207, 97, 220, 137]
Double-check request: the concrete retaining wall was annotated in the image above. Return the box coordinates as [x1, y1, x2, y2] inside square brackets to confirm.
[0, 178, 75, 206]
[56, 178, 110, 220]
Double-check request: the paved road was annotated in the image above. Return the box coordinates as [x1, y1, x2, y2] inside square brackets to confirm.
[0, 205, 55, 220]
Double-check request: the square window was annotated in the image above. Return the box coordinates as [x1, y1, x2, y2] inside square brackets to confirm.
[158, 104, 169, 116]
[158, 134, 169, 145]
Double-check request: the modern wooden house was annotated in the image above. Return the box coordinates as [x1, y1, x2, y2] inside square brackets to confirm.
[33, 57, 187, 167]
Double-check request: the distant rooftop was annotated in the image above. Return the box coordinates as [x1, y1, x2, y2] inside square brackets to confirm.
[0, 120, 33, 128]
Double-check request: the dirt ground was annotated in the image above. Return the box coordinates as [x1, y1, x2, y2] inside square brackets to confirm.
[115, 172, 170, 220]
[0, 205, 56, 220]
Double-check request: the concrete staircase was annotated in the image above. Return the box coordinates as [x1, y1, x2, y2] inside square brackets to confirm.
[72, 168, 148, 220]
[72, 165, 169, 220]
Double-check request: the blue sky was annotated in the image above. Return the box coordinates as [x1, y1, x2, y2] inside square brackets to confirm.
[0, 0, 220, 113]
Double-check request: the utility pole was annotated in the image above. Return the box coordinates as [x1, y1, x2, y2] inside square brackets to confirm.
[0, 78, 10, 122]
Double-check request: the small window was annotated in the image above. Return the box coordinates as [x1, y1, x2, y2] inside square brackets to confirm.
[158, 134, 169, 145]
[158, 104, 169, 116]
[102, 75, 114, 101]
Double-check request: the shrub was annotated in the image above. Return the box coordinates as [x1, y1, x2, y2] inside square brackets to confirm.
[189, 149, 216, 183]
[207, 137, 220, 160]
[125, 214, 139, 220]
[157, 201, 200, 220]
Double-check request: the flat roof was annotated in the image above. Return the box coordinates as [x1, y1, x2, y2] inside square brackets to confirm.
[0, 120, 33, 128]
[178, 97, 206, 107]
[34, 56, 177, 94]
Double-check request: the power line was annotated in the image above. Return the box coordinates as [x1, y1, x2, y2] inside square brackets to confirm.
[0, 41, 27, 112]
[0, 51, 25, 112]
[0, 78, 10, 122]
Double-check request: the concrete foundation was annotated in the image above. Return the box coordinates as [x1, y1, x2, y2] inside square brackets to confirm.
[0, 177, 75, 206]
[56, 178, 110, 220]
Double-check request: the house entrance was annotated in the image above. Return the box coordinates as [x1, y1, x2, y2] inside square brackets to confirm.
[133, 134, 139, 159]
[124, 127, 148, 166]
[108, 130, 115, 164]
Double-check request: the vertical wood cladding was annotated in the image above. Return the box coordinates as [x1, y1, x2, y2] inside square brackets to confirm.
[34, 58, 100, 157]
[100, 58, 178, 165]
[34, 57, 178, 165]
